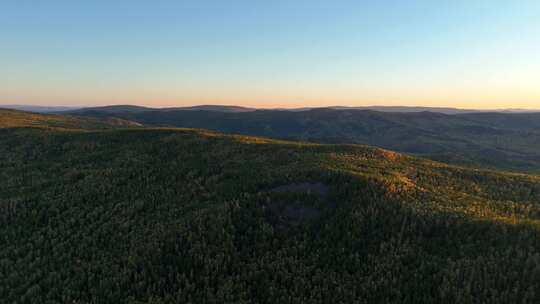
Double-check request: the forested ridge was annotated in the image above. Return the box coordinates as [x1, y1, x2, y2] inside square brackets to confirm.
[70, 106, 540, 173]
[1, 109, 540, 303]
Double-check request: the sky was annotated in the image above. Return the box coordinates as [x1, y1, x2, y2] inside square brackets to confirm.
[1, 0, 539, 109]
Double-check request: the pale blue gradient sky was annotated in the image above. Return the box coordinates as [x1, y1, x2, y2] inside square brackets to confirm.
[1, 1, 539, 108]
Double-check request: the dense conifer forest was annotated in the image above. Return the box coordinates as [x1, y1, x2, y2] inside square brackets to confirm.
[1, 109, 540, 303]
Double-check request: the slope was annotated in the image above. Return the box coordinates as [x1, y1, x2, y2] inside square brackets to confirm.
[0, 108, 145, 130]
[1, 114, 540, 303]
[0, 108, 112, 130]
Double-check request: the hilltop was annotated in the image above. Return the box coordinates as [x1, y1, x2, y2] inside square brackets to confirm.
[0, 105, 80, 113]
[67, 104, 256, 114]
[1, 111, 540, 303]
[0, 108, 141, 130]
[0, 108, 112, 130]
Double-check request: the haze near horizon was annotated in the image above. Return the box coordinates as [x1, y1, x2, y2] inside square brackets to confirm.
[1, 1, 539, 109]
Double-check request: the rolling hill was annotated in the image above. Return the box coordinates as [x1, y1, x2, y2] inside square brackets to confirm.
[1, 109, 540, 303]
[0, 105, 81, 113]
[0, 108, 147, 130]
[0, 108, 113, 130]
[70, 107, 540, 173]
[68, 104, 256, 114]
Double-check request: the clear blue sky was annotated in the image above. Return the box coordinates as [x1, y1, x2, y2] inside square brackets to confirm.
[1, 0, 539, 108]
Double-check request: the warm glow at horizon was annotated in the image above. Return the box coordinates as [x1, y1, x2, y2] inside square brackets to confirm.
[2, 1, 539, 110]
[3, 82, 539, 110]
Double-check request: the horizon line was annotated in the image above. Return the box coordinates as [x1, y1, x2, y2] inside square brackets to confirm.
[2, 103, 540, 112]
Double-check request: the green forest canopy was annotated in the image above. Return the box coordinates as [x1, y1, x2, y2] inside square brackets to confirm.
[1, 109, 540, 303]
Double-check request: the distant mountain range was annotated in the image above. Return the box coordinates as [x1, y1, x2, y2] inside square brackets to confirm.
[2, 104, 539, 114]
[3, 104, 540, 172]
[328, 106, 539, 114]
[65, 105, 540, 173]
[65, 104, 257, 114]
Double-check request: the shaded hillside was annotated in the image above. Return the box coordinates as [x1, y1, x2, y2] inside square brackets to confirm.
[1, 115, 540, 303]
[329, 106, 482, 114]
[168, 105, 256, 112]
[459, 112, 540, 131]
[71, 107, 540, 173]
